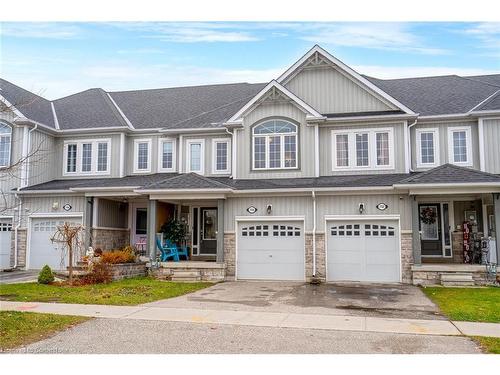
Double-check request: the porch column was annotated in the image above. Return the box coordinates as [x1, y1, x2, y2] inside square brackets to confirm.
[216, 199, 224, 263]
[411, 196, 422, 265]
[494, 193, 500, 262]
[84, 197, 94, 251]
[147, 199, 157, 259]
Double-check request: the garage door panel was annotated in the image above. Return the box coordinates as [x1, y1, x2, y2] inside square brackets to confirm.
[327, 220, 400, 283]
[237, 221, 304, 281]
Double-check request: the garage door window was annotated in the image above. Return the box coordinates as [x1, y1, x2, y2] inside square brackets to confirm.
[364, 224, 395, 237]
[0, 222, 12, 232]
[241, 224, 301, 237]
[331, 224, 360, 236]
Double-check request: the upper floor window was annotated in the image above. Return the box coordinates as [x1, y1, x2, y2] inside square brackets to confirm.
[416, 128, 439, 168]
[0, 122, 12, 168]
[158, 138, 176, 172]
[186, 139, 204, 174]
[332, 128, 394, 171]
[252, 119, 298, 170]
[63, 139, 111, 175]
[212, 138, 231, 174]
[448, 126, 472, 166]
[133, 139, 151, 173]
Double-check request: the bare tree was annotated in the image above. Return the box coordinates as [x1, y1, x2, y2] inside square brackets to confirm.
[50, 222, 85, 284]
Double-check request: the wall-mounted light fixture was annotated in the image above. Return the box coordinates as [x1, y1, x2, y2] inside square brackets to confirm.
[266, 204, 272, 215]
[358, 203, 365, 214]
[52, 201, 59, 211]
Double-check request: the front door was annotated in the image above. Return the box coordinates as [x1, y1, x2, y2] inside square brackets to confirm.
[132, 206, 148, 248]
[200, 208, 217, 255]
[419, 204, 442, 257]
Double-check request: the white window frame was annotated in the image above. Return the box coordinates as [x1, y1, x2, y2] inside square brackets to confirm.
[186, 139, 205, 175]
[251, 120, 299, 171]
[0, 122, 12, 168]
[133, 138, 152, 173]
[416, 128, 440, 168]
[331, 127, 394, 171]
[157, 137, 176, 173]
[62, 138, 111, 176]
[212, 138, 231, 174]
[447, 126, 473, 167]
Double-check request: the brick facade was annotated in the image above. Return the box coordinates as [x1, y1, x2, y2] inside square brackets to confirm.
[91, 228, 130, 251]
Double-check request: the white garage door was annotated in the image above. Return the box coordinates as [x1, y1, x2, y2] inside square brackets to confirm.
[29, 217, 82, 270]
[0, 220, 12, 270]
[327, 220, 400, 283]
[237, 221, 304, 281]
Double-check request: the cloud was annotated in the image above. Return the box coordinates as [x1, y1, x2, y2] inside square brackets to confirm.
[463, 22, 500, 55]
[0, 22, 83, 39]
[299, 23, 448, 55]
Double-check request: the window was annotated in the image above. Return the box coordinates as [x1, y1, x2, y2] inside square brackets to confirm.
[158, 138, 176, 172]
[212, 138, 231, 174]
[252, 119, 298, 170]
[448, 126, 472, 166]
[332, 128, 394, 170]
[416, 128, 439, 168]
[133, 139, 151, 173]
[0, 122, 12, 168]
[63, 139, 111, 175]
[186, 139, 204, 174]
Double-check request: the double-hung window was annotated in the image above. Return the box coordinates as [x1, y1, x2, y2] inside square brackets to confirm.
[158, 138, 176, 172]
[186, 139, 205, 174]
[252, 119, 298, 170]
[63, 139, 111, 175]
[0, 122, 12, 168]
[212, 138, 231, 174]
[448, 126, 472, 166]
[133, 139, 152, 173]
[332, 128, 394, 170]
[416, 128, 439, 168]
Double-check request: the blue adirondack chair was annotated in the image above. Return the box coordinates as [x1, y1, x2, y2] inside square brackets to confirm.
[156, 235, 179, 262]
[165, 239, 189, 261]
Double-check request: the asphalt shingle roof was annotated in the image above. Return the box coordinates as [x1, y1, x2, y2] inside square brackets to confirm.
[473, 91, 500, 111]
[364, 75, 500, 116]
[145, 173, 233, 190]
[397, 164, 500, 184]
[466, 74, 500, 88]
[0, 78, 55, 127]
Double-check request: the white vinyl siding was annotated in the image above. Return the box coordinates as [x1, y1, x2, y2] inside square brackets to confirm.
[416, 128, 439, 168]
[0, 122, 12, 168]
[158, 138, 176, 172]
[186, 139, 205, 174]
[133, 139, 152, 173]
[63, 139, 111, 176]
[212, 138, 231, 174]
[448, 126, 472, 166]
[331, 128, 394, 171]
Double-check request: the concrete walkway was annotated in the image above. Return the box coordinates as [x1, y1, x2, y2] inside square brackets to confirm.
[2, 300, 499, 338]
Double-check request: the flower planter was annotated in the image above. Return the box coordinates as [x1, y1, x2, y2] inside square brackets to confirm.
[108, 262, 147, 280]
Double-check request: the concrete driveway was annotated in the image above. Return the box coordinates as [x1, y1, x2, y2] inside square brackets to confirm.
[144, 281, 444, 320]
[0, 270, 38, 284]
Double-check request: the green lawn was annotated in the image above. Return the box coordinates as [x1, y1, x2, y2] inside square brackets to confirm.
[473, 336, 500, 354]
[0, 311, 89, 351]
[422, 287, 500, 323]
[0, 277, 212, 306]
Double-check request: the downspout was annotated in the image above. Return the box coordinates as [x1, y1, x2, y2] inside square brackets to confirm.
[13, 189, 22, 269]
[407, 119, 418, 172]
[311, 190, 320, 284]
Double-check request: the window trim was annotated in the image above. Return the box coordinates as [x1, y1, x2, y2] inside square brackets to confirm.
[62, 138, 111, 176]
[211, 138, 231, 175]
[416, 128, 440, 168]
[186, 138, 205, 175]
[448, 126, 473, 166]
[331, 127, 394, 171]
[133, 138, 152, 174]
[157, 137, 176, 173]
[0, 122, 13, 169]
[251, 119, 299, 171]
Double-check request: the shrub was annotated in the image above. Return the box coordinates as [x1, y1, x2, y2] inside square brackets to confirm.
[160, 218, 186, 244]
[75, 262, 112, 285]
[38, 265, 55, 284]
[100, 248, 136, 264]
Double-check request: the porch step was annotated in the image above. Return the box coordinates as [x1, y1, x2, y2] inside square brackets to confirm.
[171, 270, 201, 282]
[440, 273, 475, 286]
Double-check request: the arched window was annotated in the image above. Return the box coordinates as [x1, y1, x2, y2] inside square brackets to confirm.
[0, 122, 12, 168]
[252, 119, 297, 170]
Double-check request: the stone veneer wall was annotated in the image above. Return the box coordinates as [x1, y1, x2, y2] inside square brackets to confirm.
[10, 228, 27, 268]
[91, 228, 130, 251]
[223, 233, 236, 279]
[412, 268, 491, 286]
[401, 232, 414, 284]
[109, 262, 147, 280]
[305, 233, 326, 281]
[152, 265, 225, 282]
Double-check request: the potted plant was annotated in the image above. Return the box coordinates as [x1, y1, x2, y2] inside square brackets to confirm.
[160, 218, 187, 246]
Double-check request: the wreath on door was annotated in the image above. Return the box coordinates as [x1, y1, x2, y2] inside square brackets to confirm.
[420, 207, 437, 225]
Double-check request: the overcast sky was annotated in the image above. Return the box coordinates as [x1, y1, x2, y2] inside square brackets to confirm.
[1, 22, 499, 99]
